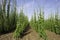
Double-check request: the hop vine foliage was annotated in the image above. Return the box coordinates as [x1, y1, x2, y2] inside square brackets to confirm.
[38, 9, 48, 40]
[30, 9, 48, 40]
[0, 0, 17, 33]
[14, 9, 29, 38]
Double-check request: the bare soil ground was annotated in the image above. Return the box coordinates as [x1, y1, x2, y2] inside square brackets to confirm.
[0, 29, 43, 40]
[45, 30, 60, 40]
[0, 28, 60, 40]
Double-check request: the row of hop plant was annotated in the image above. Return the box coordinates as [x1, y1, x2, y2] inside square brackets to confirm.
[30, 9, 48, 40]
[0, 0, 17, 33]
[44, 10, 60, 34]
[30, 8, 60, 40]
[13, 10, 29, 38]
[11, 8, 60, 40]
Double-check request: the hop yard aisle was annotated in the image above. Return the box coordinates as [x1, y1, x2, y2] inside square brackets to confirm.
[0, 28, 60, 40]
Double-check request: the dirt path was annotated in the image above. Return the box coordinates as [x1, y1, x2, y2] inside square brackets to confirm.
[46, 30, 60, 40]
[0, 29, 60, 40]
[0, 33, 14, 40]
[20, 29, 43, 40]
[0, 28, 43, 40]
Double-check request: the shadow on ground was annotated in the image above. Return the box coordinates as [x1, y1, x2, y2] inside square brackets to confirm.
[20, 24, 32, 38]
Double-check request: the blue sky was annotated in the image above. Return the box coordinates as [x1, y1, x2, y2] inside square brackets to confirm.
[16, 0, 60, 20]
[0, 0, 60, 20]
